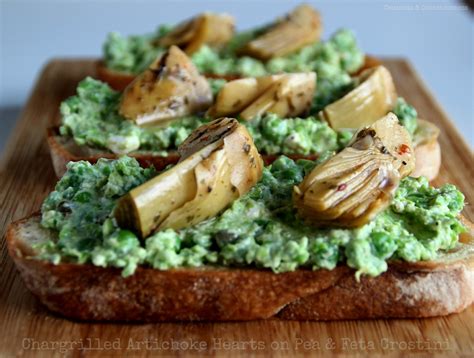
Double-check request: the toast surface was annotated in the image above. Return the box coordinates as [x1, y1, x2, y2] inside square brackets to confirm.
[7, 215, 474, 322]
[97, 56, 381, 91]
[47, 127, 181, 177]
[47, 127, 440, 180]
[47, 128, 318, 177]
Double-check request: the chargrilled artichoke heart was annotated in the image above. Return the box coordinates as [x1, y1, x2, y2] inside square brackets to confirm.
[207, 72, 316, 120]
[239, 4, 322, 60]
[115, 118, 263, 237]
[293, 113, 414, 227]
[119, 46, 212, 126]
[320, 66, 397, 130]
[156, 12, 235, 54]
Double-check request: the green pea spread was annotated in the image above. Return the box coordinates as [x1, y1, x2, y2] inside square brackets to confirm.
[104, 27, 363, 112]
[59, 77, 349, 156]
[104, 27, 361, 77]
[39, 156, 465, 278]
[59, 77, 418, 157]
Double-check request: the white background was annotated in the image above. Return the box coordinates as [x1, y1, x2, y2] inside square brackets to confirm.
[0, 0, 472, 153]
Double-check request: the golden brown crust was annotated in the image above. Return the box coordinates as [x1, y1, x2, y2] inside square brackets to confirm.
[6, 215, 474, 322]
[278, 263, 473, 320]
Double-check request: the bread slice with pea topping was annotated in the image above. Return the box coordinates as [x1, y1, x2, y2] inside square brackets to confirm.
[6, 214, 474, 321]
[47, 120, 441, 180]
[6, 142, 472, 322]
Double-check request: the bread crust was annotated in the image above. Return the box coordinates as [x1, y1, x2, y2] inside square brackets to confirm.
[47, 128, 181, 177]
[47, 126, 441, 180]
[6, 215, 474, 322]
[412, 139, 441, 181]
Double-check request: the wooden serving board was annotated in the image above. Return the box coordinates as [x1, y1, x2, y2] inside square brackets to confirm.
[0, 59, 473, 357]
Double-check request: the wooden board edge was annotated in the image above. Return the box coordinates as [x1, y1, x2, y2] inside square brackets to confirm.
[399, 59, 473, 154]
[0, 59, 59, 172]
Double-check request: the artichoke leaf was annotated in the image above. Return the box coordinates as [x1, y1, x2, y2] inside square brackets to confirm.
[207, 72, 316, 120]
[115, 118, 263, 237]
[159, 148, 236, 229]
[223, 126, 263, 194]
[178, 117, 239, 160]
[320, 66, 397, 130]
[239, 4, 322, 60]
[119, 46, 212, 126]
[319, 166, 398, 220]
[157, 12, 235, 54]
[301, 171, 388, 222]
[179, 117, 263, 194]
[301, 155, 388, 212]
[293, 113, 414, 228]
[364, 112, 414, 176]
[206, 75, 284, 118]
[114, 138, 222, 238]
[339, 192, 393, 227]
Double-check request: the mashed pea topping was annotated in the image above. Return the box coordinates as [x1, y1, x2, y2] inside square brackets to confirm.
[59, 77, 418, 157]
[59, 78, 207, 155]
[104, 27, 362, 76]
[103, 25, 172, 75]
[103, 28, 363, 112]
[39, 156, 465, 278]
[59, 77, 351, 156]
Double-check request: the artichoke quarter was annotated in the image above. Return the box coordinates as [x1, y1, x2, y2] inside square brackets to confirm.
[156, 12, 235, 54]
[293, 113, 414, 228]
[119, 46, 212, 126]
[320, 66, 397, 130]
[115, 118, 263, 237]
[207, 72, 316, 120]
[239, 4, 322, 60]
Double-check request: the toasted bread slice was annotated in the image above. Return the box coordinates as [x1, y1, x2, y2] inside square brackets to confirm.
[6, 214, 474, 322]
[97, 56, 381, 91]
[47, 127, 317, 177]
[47, 126, 440, 180]
[47, 128, 181, 176]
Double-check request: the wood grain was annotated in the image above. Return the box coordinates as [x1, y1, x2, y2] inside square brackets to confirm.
[0, 59, 473, 357]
